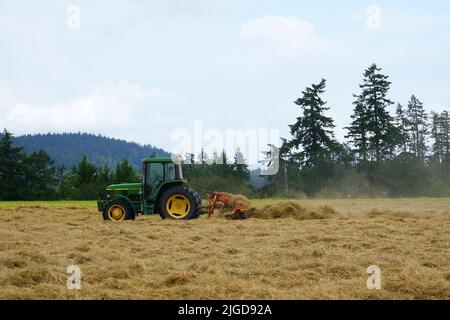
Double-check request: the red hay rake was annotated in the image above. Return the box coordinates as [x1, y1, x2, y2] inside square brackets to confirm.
[206, 192, 247, 220]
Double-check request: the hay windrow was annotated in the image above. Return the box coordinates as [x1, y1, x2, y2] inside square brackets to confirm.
[214, 197, 339, 220]
[244, 201, 339, 220]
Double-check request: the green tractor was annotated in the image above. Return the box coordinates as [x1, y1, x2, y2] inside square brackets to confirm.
[97, 157, 202, 221]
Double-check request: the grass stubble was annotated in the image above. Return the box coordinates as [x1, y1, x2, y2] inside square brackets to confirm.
[0, 199, 449, 300]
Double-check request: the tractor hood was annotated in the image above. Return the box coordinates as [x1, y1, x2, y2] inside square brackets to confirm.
[106, 183, 143, 191]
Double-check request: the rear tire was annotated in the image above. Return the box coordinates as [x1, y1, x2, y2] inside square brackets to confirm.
[102, 199, 135, 222]
[159, 184, 201, 220]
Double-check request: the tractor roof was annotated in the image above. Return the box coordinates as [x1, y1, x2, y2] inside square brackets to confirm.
[142, 157, 174, 164]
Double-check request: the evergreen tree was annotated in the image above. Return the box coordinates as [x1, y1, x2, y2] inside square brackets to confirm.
[68, 155, 98, 199]
[24, 149, 57, 199]
[441, 111, 450, 161]
[55, 165, 69, 199]
[221, 150, 229, 166]
[0, 129, 27, 200]
[358, 64, 396, 162]
[197, 149, 209, 165]
[431, 111, 450, 165]
[218, 150, 233, 177]
[232, 147, 250, 180]
[98, 164, 112, 184]
[114, 159, 138, 183]
[75, 155, 98, 184]
[285, 79, 339, 167]
[406, 95, 428, 162]
[96, 164, 112, 198]
[345, 95, 370, 161]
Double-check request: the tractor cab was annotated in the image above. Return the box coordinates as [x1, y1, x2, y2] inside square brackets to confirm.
[97, 157, 201, 222]
[143, 158, 183, 200]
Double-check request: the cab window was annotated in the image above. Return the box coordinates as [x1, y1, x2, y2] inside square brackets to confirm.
[146, 163, 164, 186]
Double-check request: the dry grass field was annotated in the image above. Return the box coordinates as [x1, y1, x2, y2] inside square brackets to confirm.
[0, 198, 449, 300]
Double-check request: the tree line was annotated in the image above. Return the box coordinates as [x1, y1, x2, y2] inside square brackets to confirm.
[1, 63, 449, 200]
[0, 130, 139, 200]
[182, 148, 252, 196]
[271, 64, 450, 198]
[0, 128, 252, 200]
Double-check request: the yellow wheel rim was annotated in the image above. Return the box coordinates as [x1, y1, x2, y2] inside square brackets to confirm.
[166, 194, 190, 219]
[108, 205, 126, 221]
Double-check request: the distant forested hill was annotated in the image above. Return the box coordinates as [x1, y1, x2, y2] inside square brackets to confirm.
[11, 133, 170, 169]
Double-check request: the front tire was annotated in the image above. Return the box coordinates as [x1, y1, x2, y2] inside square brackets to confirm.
[102, 199, 135, 222]
[159, 185, 200, 220]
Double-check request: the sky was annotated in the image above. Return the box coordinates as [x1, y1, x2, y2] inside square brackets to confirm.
[1, 0, 450, 163]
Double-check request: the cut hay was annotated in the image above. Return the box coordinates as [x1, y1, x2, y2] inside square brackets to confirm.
[245, 201, 338, 220]
[0, 199, 449, 299]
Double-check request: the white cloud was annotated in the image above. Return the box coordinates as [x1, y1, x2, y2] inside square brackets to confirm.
[239, 15, 339, 58]
[0, 81, 179, 145]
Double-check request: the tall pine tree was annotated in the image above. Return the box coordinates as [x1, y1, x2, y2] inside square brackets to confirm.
[345, 95, 370, 161]
[24, 149, 57, 199]
[431, 111, 450, 165]
[232, 147, 250, 180]
[285, 79, 339, 167]
[406, 95, 428, 162]
[347, 64, 396, 162]
[114, 159, 139, 183]
[394, 103, 409, 154]
[0, 129, 27, 200]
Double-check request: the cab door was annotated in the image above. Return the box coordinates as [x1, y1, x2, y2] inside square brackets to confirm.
[143, 162, 165, 212]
